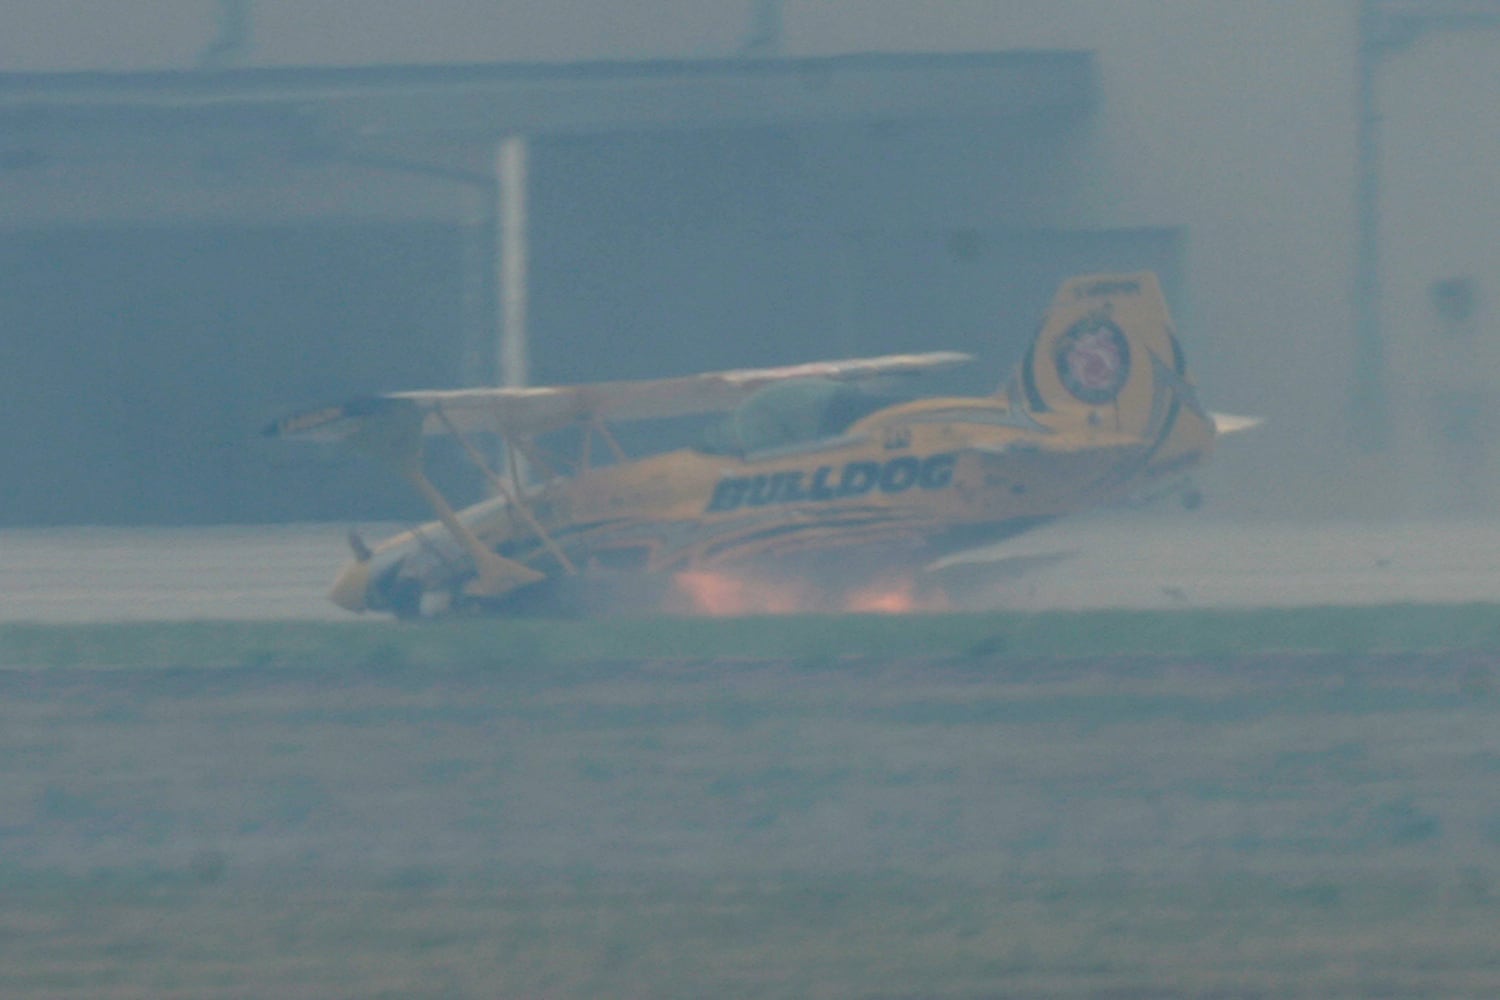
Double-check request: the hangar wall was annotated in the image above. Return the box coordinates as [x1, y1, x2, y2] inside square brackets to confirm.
[0, 224, 469, 524]
[7, 2, 1493, 519]
[0, 2, 741, 71]
[788, 1, 1363, 515]
[0, 118, 1177, 525]
[1378, 26, 1500, 514]
[524, 123, 1172, 385]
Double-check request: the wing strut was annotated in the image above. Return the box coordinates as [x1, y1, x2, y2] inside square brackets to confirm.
[429, 404, 578, 576]
[593, 419, 628, 462]
[353, 402, 544, 598]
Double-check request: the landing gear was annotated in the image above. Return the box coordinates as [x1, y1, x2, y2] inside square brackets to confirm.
[382, 574, 425, 620]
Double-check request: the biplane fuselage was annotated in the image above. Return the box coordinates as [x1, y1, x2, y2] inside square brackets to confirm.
[270, 273, 1250, 618]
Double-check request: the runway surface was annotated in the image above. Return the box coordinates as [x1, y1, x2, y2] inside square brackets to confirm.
[5, 513, 1500, 622]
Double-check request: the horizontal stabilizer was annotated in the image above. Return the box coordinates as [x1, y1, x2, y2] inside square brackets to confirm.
[1211, 412, 1263, 436]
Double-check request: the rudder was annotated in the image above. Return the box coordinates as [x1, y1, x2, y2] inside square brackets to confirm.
[1010, 272, 1207, 443]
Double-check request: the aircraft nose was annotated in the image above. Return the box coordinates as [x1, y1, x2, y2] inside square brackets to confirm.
[328, 559, 373, 613]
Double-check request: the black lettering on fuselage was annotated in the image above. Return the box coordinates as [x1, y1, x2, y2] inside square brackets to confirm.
[808, 465, 836, 500]
[706, 478, 749, 512]
[879, 456, 920, 493]
[837, 461, 880, 498]
[919, 452, 957, 489]
[746, 475, 778, 506]
[706, 453, 959, 513]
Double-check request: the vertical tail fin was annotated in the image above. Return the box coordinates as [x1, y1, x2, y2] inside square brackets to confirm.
[1011, 273, 1199, 421]
[1006, 272, 1216, 467]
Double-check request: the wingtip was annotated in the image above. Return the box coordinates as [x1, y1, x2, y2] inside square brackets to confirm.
[1211, 412, 1263, 435]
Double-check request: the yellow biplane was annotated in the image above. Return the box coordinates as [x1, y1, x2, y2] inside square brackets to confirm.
[266, 272, 1255, 618]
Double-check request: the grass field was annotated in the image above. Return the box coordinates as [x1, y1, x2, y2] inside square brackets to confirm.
[7, 602, 1500, 670]
[0, 610, 1498, 997]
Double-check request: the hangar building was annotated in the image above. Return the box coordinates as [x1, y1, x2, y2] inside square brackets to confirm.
[1, 2, 1495, 522]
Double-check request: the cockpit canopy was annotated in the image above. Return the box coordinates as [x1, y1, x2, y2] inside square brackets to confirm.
[699, 377, 897, 455]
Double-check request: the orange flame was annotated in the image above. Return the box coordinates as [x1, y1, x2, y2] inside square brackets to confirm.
[669, 569, 946, 616]
[844, 577, 920, 614]
[669, 570, 804, 615]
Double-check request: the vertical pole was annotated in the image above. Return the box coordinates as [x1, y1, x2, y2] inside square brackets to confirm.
[496, 135, 530, 486]
[1353, 1, 1389, 450]
[497, 134, 529, 390]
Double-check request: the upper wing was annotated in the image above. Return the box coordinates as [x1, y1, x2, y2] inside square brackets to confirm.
[264, 351, 973, 443]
